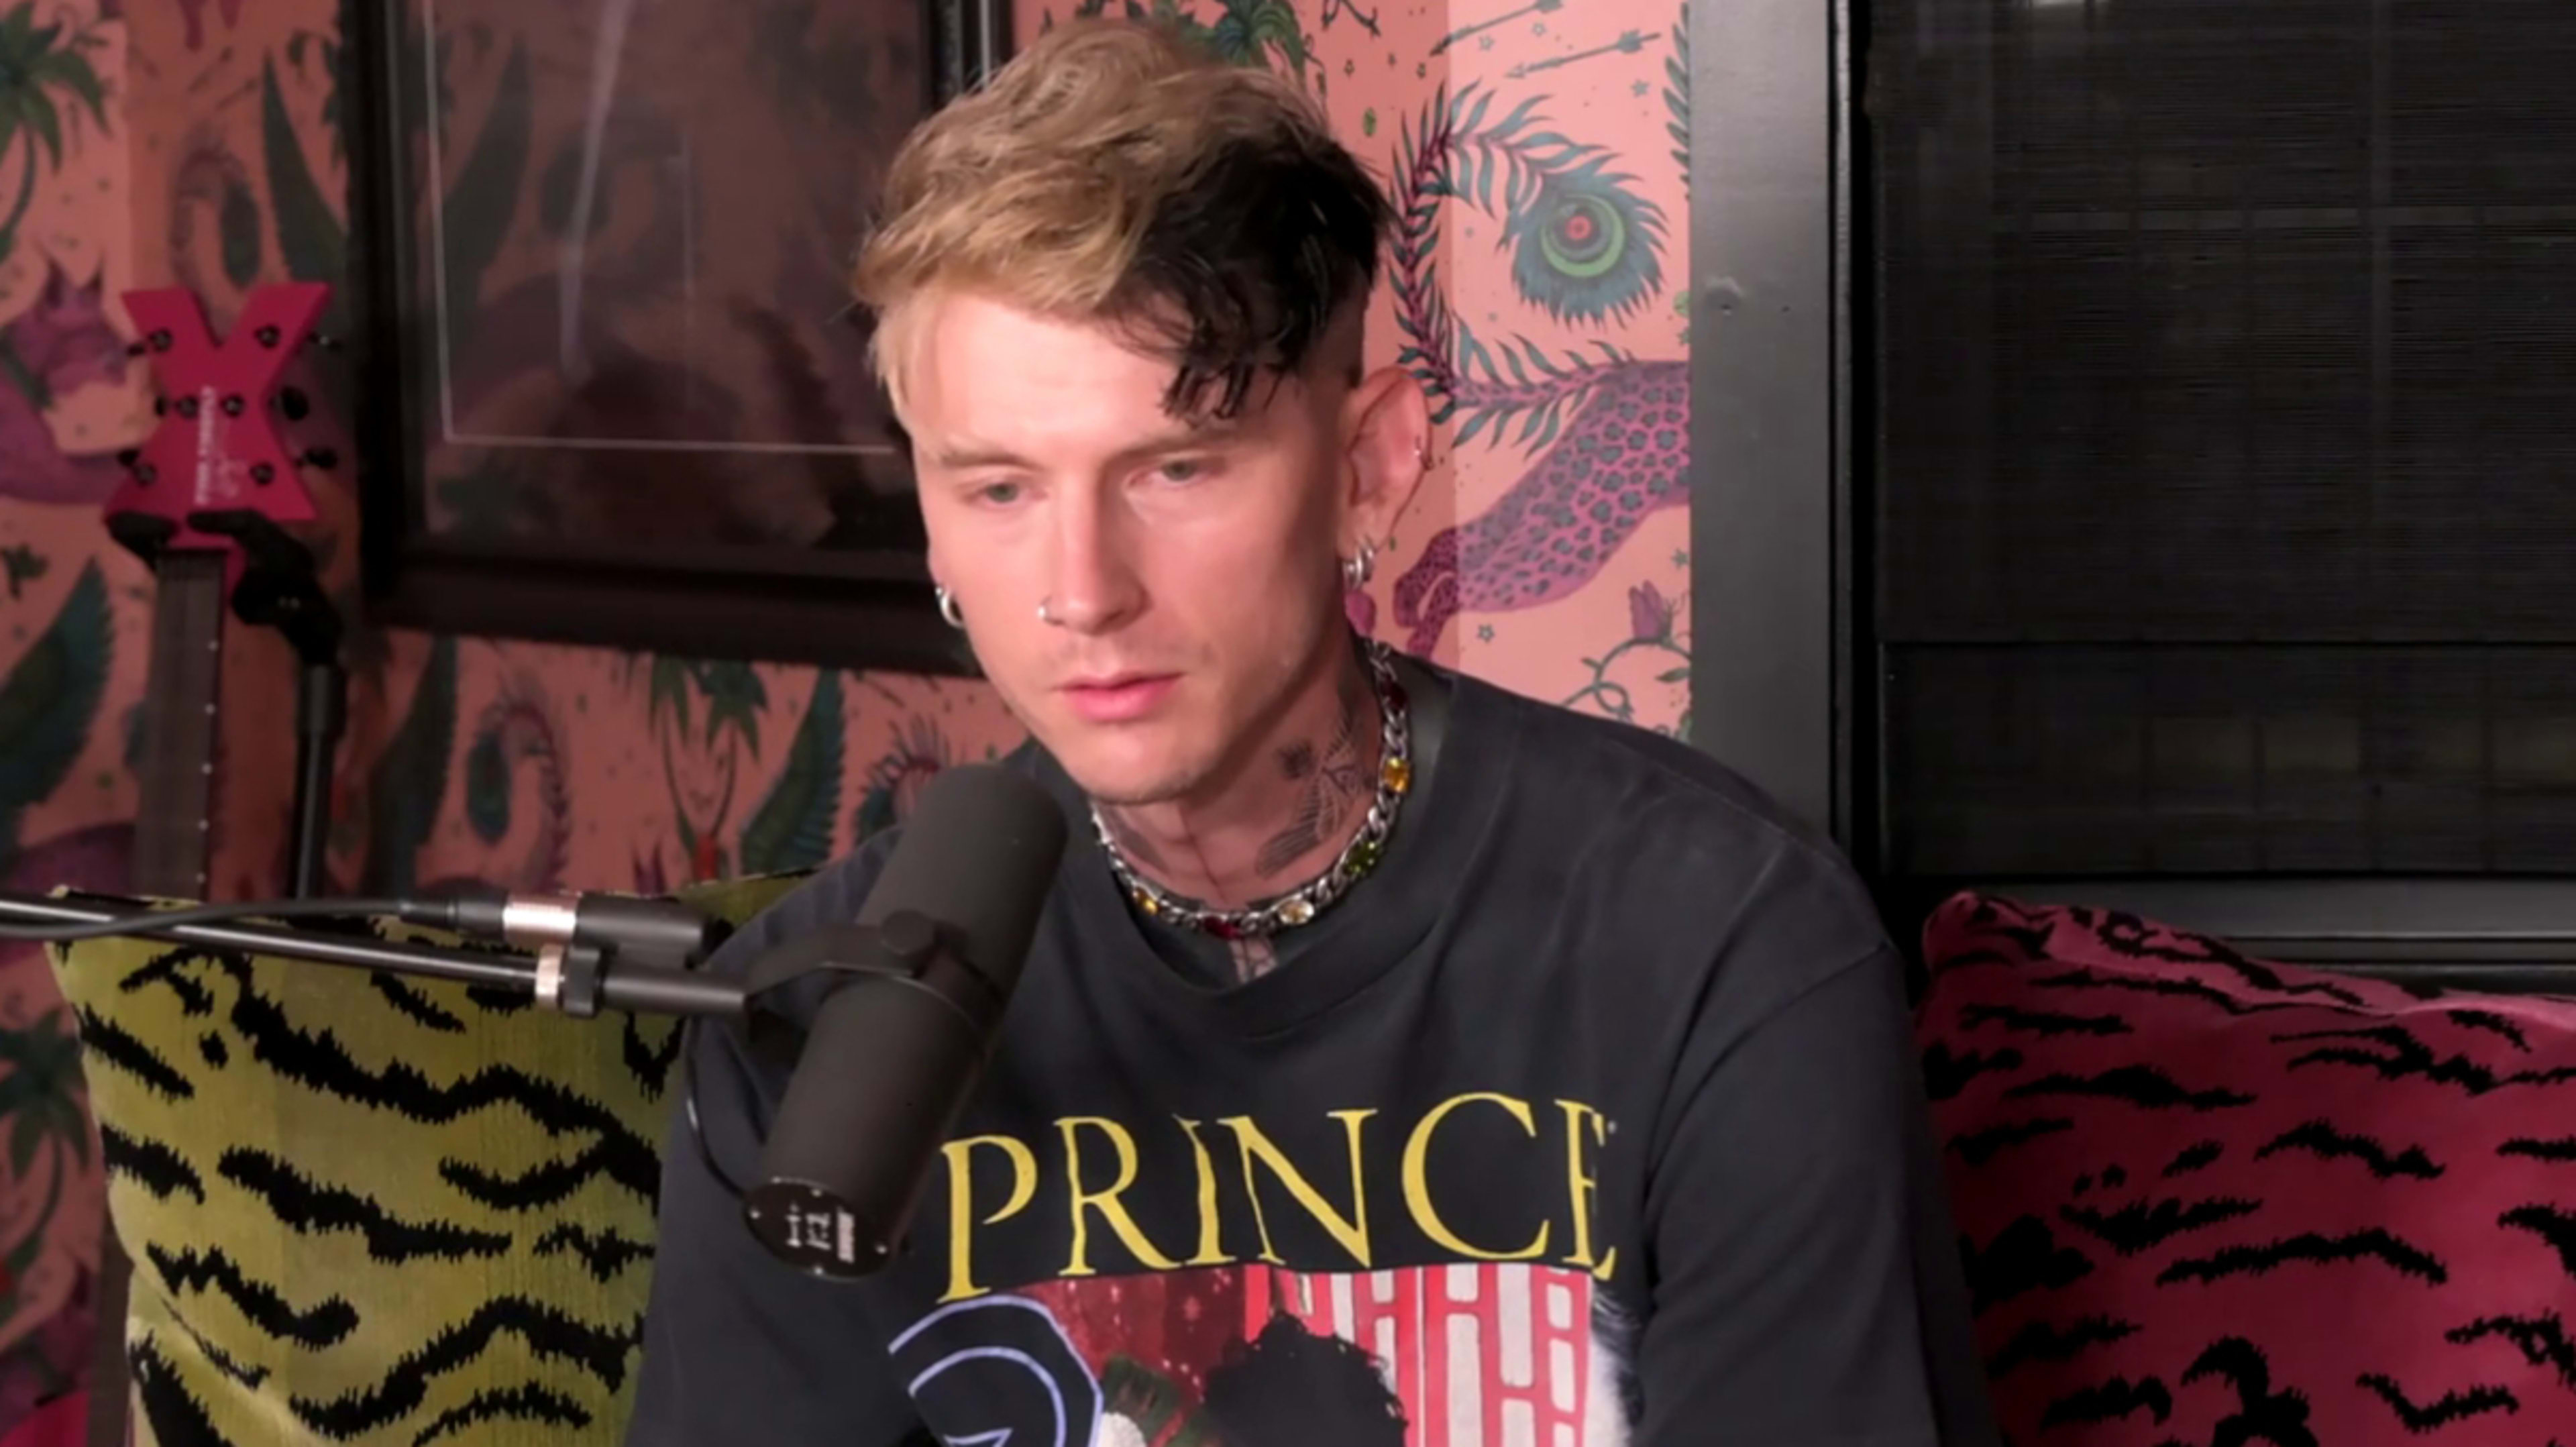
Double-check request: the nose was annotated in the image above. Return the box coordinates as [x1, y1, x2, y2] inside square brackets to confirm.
[1043, 486, 1144, 634]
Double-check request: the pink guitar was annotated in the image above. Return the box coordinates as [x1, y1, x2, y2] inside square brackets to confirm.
[103, 281, 340, 901]
[85, 281, 341, 1447]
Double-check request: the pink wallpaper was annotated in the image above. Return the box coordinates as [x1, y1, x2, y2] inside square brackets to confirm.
[0, 0, 1690, 1427]
[0, 2, 142, 1418]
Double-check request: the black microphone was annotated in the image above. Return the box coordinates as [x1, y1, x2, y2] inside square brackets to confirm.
[739, 763, 1069, 1279]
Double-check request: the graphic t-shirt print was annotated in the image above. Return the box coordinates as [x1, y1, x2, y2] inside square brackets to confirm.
[892, 1262, 1638, 1446]
[894, 1090, 1638, 1445]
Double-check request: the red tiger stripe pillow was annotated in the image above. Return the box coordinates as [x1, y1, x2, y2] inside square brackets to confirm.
[1918, 892, 2576, 1446]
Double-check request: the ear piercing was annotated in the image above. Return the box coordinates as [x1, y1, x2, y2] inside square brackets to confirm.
[1343, 538, 1379, 590]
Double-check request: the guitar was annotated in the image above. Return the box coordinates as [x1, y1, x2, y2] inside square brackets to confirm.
[87, 280, 340, 1446]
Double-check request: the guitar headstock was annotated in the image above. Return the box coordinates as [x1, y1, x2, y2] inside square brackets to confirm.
[105, 283, 333, 590]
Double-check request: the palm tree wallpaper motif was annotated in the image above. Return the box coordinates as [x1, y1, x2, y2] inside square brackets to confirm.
[0, 7, 128, 1419]
[0, 0, 126, 513]
[0, 3, 107, 267]
[0, 562, 115, 1428]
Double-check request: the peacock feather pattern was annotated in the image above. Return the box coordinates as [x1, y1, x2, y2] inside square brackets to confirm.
[461, 676, 570, 892]
[1387, 74, 1687, 656]
[342, 637, 458, 898]
[1667, 6, 1689, 177]
[853, 712, 952, 845]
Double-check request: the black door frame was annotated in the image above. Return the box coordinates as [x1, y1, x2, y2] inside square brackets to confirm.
[1688, 0, 1855, 846]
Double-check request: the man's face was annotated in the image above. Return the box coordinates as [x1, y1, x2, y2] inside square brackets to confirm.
[903, 290, 1358, 807]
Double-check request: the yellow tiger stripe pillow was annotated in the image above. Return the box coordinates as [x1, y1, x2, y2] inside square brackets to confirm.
[47, 873, 807, 1446]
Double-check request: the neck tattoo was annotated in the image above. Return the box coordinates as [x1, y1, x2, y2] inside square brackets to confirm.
[1093, 636, 1413, 942]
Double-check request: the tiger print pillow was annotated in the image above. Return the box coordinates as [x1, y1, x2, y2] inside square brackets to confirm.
[1919, 892, 2576, 1446]
[47, 873, 810, 1446]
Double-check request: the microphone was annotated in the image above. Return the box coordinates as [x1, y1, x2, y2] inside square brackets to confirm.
[738, 763, 1069, 1279]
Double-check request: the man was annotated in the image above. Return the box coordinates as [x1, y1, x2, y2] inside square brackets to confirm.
[631, 19, 1995, 1446]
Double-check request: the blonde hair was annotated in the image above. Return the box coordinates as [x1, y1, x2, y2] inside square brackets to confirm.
[853, 19, 1391, 419]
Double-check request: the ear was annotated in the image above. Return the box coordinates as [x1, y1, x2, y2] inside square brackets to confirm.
[1338, 363, 1433, 560]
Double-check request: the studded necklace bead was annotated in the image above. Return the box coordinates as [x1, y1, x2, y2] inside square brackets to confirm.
[1093, 637, 1412, 941]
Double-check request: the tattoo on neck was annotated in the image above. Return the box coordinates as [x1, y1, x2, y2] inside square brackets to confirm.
[1228, 936, 1281, 981]
[1108, 811, 1283, 979]
[1099, 809, 1167, 871]
[1252, 675, 1371, 877]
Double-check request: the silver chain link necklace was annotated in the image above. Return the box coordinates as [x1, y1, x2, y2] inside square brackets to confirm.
[1091, 637, 1413, 941]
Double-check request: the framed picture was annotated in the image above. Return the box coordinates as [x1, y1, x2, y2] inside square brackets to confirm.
[344, 0, 1007, 674]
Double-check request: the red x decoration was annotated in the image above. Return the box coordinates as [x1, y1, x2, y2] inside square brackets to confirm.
[107, 283, 330, 586]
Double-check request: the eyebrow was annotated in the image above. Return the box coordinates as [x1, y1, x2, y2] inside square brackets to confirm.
[928, 418, 1248, 474]
[927, 441, 1035, 472]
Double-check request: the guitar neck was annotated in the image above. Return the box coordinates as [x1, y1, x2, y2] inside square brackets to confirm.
[129, 551, 226, 900]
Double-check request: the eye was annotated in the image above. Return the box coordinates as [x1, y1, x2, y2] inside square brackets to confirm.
[1154, 457, 1211, 484]
[969, 480, 1025, 507]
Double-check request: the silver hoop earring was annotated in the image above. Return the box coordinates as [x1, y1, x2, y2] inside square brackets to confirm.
[1037, 596, 1058, 625]
[1342, 539, 1377, 590]
[935, 586, 964, 629]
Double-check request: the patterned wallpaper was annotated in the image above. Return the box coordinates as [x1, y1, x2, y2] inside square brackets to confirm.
[0, 0, 1689, 1428]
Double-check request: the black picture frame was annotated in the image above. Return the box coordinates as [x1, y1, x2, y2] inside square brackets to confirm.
[343, 0, 1008, 674]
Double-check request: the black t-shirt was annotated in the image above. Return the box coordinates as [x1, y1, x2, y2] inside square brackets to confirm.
[628, 669, 1998, 1446]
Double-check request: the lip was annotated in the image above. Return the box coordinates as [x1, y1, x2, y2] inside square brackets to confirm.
[1059, 673, 1179, 723]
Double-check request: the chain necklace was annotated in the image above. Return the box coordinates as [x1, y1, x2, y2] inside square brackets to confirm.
[1093, 637, 1413, 941]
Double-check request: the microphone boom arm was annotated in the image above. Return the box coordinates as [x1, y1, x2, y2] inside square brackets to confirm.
[5, 882, 999, 1281]
[0, 886, 751, 1020]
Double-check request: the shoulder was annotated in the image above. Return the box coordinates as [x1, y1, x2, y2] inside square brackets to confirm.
[702, 839, 894, 982]
[1460, 669, 1845, 881]
[1458, 674, 1890, 1015]
[1449, 663, 1805, 817]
